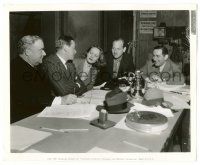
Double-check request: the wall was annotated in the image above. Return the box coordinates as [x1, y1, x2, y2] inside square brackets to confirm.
[10, 12, 59, 59]
[10, 12, 42, 60]
[40, 12, 57, 56]
[63, 11, 101, 59]
[135, 10, 189, 68]
[103, 11, 133, 54]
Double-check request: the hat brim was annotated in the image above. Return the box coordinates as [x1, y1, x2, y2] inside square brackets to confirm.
[96, 102, 134, 114]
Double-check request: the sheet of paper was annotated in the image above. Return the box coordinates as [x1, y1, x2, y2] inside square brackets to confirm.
[164, 92, 190, 109]
[157, 83, 186, 91]
[77, 97, 104, 105]
[83, 89, 108, 100]
[37, 104, 97, 118]
[87, 146, 114, 153]
[11, 125, 52, 151]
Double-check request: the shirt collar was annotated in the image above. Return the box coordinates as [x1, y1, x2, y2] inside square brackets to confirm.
[20, 55, 34, 67]
[159, 62, 166, 72]
[114, 55, 123, 63]
[56, 54, 66, 65]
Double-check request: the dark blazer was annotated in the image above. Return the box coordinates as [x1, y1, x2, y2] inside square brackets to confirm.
[140, 58, 185, 85]
[10, 57, 54, 123]
[105, 52, 135, 80]
[42, 54, 87, 96]
[73, 58, 98, 90]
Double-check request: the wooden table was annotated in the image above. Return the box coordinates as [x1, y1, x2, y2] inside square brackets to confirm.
[11, 106, 185, 153]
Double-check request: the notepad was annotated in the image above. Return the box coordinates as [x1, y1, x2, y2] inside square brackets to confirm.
[11, 125, 52, 151]
[37, 104, 97, 119]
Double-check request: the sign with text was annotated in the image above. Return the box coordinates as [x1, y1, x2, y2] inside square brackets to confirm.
[140, 21, 157, 34]
[140, 11, 157, 18]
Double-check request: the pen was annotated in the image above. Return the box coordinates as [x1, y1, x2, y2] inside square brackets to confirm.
[40, 127, 89, 133]
[122, 140, 151, 152]
[170, 91, 182, 95]
[40, 127, 64, 133]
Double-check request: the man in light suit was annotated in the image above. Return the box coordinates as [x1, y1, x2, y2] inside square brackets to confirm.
[11, 35, 77, 123]
[42, 35, 87, 96]
[141, 45, 185, 85]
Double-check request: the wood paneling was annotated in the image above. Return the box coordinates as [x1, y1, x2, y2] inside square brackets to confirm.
[40, 12, 56, 56]
[10, 12, 59, 59]
[103, 11, 133, 56]
[63, 11, 101, 59]
[10, 12, 41, 59]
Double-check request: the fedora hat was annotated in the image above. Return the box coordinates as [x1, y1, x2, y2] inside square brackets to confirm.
[142, 88, 164, 106]
[104, 88, 130, 114]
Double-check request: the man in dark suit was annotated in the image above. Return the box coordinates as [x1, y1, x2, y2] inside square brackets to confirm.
[104, 38, 135, 80]
[140, 45, 185, 85]
[42, 35, 87, 96]
[11, 35, 77, 123]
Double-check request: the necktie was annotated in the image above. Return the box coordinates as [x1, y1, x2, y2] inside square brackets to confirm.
[113, 59, 119, 78]
[65, 61, 76, 80]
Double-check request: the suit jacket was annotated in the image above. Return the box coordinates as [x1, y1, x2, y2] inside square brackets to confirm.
[42, 54, 87, 96]
[105, 52, 135, 80]
[140, 59, 185, 85]
[73, 58, 98, 90]
[10, 57, 54, 123]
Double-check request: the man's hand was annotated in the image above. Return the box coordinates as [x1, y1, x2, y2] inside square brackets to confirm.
[61, 94, 77, 105]
[151, 75, 162, 82]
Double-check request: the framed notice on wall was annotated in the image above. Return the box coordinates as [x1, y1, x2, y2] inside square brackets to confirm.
[139, 21, 157, 34]
[140, 11, 157, 18]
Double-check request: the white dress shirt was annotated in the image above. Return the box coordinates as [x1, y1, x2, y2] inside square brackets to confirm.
[159, 62, 166, 72]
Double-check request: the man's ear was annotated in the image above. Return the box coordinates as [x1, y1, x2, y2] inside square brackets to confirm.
[123, 47, 126, 53]
[164, 54, 169, 60]
[25, 48, 31, 56]
[63, 44, 69, 52]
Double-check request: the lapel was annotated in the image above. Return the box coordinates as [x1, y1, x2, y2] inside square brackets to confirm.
[162, 59, 171, 73]
[118, 55, 124, 74]
[117, 54, 125, 76]
[53, 54, 74, 80]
